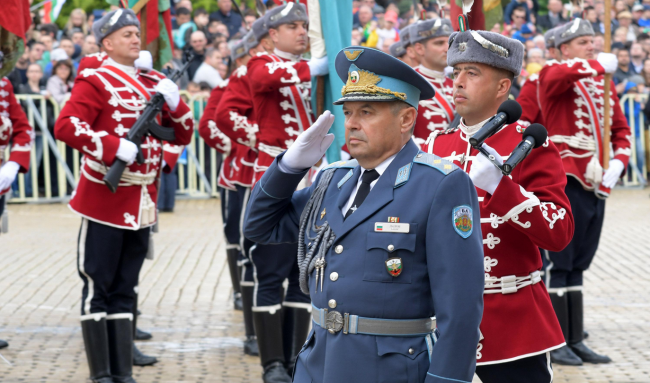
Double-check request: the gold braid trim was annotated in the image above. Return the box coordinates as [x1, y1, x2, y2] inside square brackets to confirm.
[341, 69, 407, 101]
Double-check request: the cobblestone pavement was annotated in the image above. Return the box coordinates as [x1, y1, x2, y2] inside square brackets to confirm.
[0, 189, 648, 383]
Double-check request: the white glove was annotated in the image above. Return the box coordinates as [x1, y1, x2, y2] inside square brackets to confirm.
[596, 52, 618, 74]
[469, 143, 504, 195]
[602, 159, 624, 188]
[0, 161, 20, 191]
[135, 50, 153, 72]
[155, 78, 180, 112]
[116, 138, 138, 165]
[307, 56, 329, 77]
[281, 111, 335, 171]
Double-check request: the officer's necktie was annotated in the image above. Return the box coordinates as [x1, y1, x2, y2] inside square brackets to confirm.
[345, 169, 380, 219]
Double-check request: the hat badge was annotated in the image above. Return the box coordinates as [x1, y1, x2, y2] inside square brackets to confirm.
[350, 71, 360, 84]
[344, 49, 364, 61]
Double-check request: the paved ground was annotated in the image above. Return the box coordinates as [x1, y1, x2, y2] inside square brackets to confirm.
[0, 189, 648, 383]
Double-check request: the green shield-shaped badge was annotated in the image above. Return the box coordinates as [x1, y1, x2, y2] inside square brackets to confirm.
[385, 257, 403, 277]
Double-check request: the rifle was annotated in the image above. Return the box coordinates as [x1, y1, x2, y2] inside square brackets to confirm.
[103, 54, 194, 193]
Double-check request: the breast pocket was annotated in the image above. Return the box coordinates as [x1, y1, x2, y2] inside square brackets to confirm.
[364, 226, 417, 284]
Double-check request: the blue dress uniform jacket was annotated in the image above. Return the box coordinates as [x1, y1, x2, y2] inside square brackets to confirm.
[244, 140, 485, 383]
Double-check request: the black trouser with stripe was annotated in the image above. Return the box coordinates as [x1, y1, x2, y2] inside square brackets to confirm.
[543, 177, 606, 288]
[475, 352, 553, 383]
[77, 218, 149, 315]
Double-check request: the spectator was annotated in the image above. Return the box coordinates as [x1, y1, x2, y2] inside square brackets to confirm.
[187, 31, 208, 81]
[176, 8, 209, 50]
[71, 31, 85, 48]
[214, 22, 230, 40]
[638, 33, 650, 55]
[177, 0, 192, 12]
[640, 58, 650, 85]
[192, 48, 224, 89]
[38, 34, 54, 70]
[45, 47, 77, 79]
[615, 0, 628, 14]
[46, 60, 74, 105]
[209, 0, 243, 40]
[7, 46, 30, 89]
[537, 0, 567, 31]
[376, 11, 398, 49]
[217, 62, 228, 80]
[28, 41, 45, 66]
[58, 38, 76, 62]
[594, 34, 605, 55]
[351, 29, 362, 45]
[380, 37, 395, 54]
[81, 35, 99, 56]
[243, 11, 257, 32]
[630, 42, 646, 73]
[505, 0, 530, 25]
[64, 8, 88, 37]
[632, 4, 645, 25]
[639, 6, 650, 28]
[354, 5, 374, 30]
[614, 49, 635, 86]
[584, 6, 600, 33]
[614, 27, 629, 44]
[175, 6, 191, 28]
[205, 20, 222, 43]
[216, 41, 230, 62]
[617, 11, 639, 41]
[527, 47, 545, 65]
[510, 6, 528, 31]
[38, 23, 59, 41]
[533, 34, 546, 51]
[513, 23, 535, 42]
[174, 7, 193, 49]
[19, 63, 47, 98]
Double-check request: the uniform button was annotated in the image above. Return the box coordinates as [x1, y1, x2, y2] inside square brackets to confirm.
[416, 153, 423, 158]
[328, 299, 337, 308]
[408, 348, 414, 355]
[335, 245, 343, 254]
[387, 244, 395, 252]
[330, 272, 339, 281]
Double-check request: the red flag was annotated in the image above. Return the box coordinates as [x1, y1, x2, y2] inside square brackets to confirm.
[0, 0, 31, 40]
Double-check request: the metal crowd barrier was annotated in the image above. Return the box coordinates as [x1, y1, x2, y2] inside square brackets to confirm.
[618, 94, 648, 188]
[5, 92, 219, 204]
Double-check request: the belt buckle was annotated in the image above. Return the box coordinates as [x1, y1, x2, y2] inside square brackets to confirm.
[325, 311, 344, 334]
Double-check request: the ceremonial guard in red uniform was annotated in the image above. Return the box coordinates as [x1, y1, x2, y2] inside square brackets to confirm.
[54, 9, 193, 383]
[428, 27, 574, 382]
[73, 47, 168, 367]
[411, 18, 455, 145]
[199, 26, 267, 358]
[0, 73, 33, 350]
[516, 27, 559, 128]
[243, 3, 329, 382]
[538, 18, 630, 365]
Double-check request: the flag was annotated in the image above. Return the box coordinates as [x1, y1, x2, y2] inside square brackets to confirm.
[308, 0, 353, 163]
[450, 0, 503, 31]
[0, 0, 31, 40]
[43, 0, 67, 24]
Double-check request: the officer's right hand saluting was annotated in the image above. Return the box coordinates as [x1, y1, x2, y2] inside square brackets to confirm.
[281, 110, 335, 171]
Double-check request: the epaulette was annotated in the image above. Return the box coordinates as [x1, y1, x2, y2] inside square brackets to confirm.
[324, 159, 358, 170]
[412, 152, 458, 175]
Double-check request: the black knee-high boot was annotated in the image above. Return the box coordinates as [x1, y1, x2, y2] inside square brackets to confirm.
[548, 291, 582, 365]
[81, 314, 113, 383]
[567, 290, 611, 364]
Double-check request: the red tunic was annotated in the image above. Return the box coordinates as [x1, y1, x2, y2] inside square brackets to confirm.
[516, 74, 542, 127]
[538, 59, 631, 197]
[247, 51, 312, 182]
[428, 122, 573, 365]
[0, 78, 33, 195]
[54, 62, 194, 230]
[214, 65, 258, 188]
[75, 52, 184, 173]
[414, 66, 455, 146]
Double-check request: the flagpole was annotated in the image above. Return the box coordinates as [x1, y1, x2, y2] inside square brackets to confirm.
[602, 0, 612, 169]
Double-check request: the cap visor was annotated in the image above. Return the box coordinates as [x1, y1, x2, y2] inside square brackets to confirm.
[333, 92, 403, 105]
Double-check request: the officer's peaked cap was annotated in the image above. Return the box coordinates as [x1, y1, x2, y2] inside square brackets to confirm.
[92, 8, 140, 46]
[334, 46, 434, 109]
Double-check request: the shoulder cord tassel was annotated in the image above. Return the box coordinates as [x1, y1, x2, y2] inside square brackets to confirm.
[297, 168, 337, 294]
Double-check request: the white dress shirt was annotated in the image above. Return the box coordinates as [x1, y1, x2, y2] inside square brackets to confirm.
[341, 152, 398, 215]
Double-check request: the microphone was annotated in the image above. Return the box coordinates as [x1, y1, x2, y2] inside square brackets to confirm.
[502, 123, 548, 175]
[469, 100, 522, 148]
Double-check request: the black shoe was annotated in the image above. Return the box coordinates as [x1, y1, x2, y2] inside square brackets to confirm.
[550, 345, 583, 366]
[244, 336, 259, 356]
[263, 361, 292, 383]
[81, 314, 113, 382]
[107, 315, 136, 383]
[234, 292, 243, 311]
[0, 339, 7, 349]
[135, 328, 152, 341]
[570, 341, 612, 364]
[133, 344, 158, 366]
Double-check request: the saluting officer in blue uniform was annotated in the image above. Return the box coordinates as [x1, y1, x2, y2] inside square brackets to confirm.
[244, 47, 485, 383]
